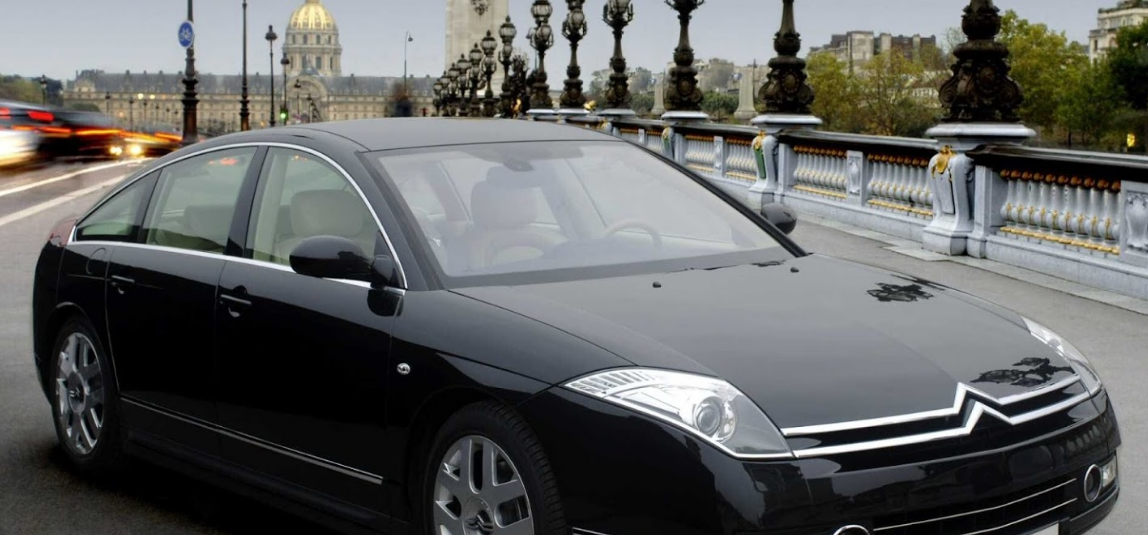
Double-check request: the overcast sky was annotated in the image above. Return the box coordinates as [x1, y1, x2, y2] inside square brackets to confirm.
[0, 0, 1115, 81]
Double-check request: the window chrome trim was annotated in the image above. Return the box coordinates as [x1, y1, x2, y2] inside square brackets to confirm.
[781, 377, 1082, 437]
[872, 478, 1076, 532]
[790, 390, 1091, 458]
[75, 240, 394, 291]
[122, 397, 384, 485]
[70, 141, 408, 289]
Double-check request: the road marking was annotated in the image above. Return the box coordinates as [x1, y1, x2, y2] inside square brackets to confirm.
[0, 174, 126, 230]
[0, 160, 140, 200]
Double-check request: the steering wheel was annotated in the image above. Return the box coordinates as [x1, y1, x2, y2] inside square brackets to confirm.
[602, 219, 664, 249]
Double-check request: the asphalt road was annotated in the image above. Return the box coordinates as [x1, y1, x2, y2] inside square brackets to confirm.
[0, 161, 1142, 534]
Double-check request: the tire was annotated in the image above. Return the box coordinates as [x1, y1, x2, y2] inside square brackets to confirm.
[422, 401, 566, 535]
[49, 317, 126, 478]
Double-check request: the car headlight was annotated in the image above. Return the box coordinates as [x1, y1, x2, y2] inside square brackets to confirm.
[1023, 317, 1102, 395]
[566, 368, 792, 459]
[128, 144, 143, 157]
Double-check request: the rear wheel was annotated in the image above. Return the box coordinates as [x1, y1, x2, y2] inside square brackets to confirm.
[424, 402, 565, 535]
[50, 318, 126, 477]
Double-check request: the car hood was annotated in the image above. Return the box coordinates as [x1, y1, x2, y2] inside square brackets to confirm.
[453, 255, 1079, 430]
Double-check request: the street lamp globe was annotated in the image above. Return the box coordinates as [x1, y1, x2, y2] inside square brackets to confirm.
[482, 31, 498, 57]
[265, 25, 277, 43]
[458, 55, 472, 73]
[531, 0, 553, 20]
[499, 16, 517, 41]
[469, 43, 484, 65]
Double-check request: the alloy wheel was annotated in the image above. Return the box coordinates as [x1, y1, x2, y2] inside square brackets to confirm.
[55, 332, 105, 456]
[433, 435, 533, 535]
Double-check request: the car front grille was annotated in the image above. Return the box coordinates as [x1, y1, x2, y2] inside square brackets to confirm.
[873, 477, 1076, 535]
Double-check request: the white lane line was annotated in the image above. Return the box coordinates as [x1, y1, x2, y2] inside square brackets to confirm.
[0, 160, 139, 199]
[0, 174, 126, 230]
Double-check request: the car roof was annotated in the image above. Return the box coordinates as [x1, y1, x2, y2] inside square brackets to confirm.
[286, 117, 620, 152]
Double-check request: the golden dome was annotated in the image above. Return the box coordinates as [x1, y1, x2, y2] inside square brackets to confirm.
[289, 0, 336, 31]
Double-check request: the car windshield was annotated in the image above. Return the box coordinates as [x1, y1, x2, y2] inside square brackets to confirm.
[372, 140, 790, 287]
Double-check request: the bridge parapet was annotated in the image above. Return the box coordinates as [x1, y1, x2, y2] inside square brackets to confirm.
[604, 117, 1148, 300]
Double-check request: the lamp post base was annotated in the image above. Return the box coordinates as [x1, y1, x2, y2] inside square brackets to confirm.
[527, 109, 560, 121]
[661, 110, 709, 123]
[598, 108, 636, 118]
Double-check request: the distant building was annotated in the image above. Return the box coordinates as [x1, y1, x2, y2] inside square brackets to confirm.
[1089, 0, 1148, 62]
[63, 0, 436, 134]
[810, 32, 937, 71]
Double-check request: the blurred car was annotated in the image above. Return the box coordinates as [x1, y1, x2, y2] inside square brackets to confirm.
[53, 110, 121, 160]
[0, 129, 40, 169]
[109, 131, 181, 160]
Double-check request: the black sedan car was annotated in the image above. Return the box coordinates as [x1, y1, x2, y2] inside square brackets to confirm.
[33, 119, 1119, 535]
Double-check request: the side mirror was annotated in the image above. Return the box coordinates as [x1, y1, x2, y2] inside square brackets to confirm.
[290, 236, 398, 287]
[761, 203, 798, 235]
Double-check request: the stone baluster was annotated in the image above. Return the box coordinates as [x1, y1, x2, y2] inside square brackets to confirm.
[867, 156, 882, 199]
[1048, 176, 1064, 239]
[1036, 174, 1052, 230]
[1001, 172, 1018, 226]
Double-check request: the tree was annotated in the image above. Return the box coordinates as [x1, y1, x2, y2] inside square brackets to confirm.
[806, 52, 862, 132]
[1056, 61, 1127, 148]
[856, 51, 938, 137]
[629, 68, 653, 95]
[1108, 20, 1148, 111]
[701, 91, 738, 121]
[998, 11, 1087, 133]
[0, 75, 41, 104]
[631, 93, 654, 116]
[67, 103, 101, 112]
[699, 58, 735, 93]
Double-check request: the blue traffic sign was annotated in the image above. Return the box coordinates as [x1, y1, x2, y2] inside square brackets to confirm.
[178, 21, 195, 48]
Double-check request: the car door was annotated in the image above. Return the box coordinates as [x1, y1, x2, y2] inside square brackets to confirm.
[105, 147, 260, 453]
[214, 146, 401, 513]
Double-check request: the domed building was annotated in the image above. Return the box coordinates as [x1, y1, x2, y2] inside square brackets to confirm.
[284, 0, 343, 78]
[64, 0, 438, 133]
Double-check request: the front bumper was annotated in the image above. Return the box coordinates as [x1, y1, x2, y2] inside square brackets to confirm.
[518, 388, 1121, 535]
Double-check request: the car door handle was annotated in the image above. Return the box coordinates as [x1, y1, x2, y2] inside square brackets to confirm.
[110, 275, 135, 295]
[220, 292, 252, 318]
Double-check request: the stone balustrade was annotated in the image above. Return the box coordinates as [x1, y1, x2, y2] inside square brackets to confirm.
[603, 117, 1148, 299]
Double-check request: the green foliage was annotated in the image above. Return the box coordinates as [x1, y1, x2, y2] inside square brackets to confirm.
[806, 51, 938, 138]
[998, 11, 1088, 132]
[1055, 61, 1128, 148]
[67, 102, 101, 112]
[631, 93, 654, 117]
[701, 91, 738, 120]
[1108, 20, 1148, 111]
[807, 52, 862, 132]
[0, 74, 42, 104]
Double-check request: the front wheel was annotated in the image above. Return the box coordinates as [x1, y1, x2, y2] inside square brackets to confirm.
[424, 402, 566, 535]
[50, 318, 126, 477]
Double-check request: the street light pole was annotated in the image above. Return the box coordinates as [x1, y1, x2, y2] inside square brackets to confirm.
[404, 31, 413, 96]
[181, 0, 200, 145]
[39, 75, 48, 106]
[266, 25, 278, 127]
[294, 80, 302, 122]
[128, 95, 135, 131]
[280, 54, 290, 123]
[240, 0, 251, 131]
[104, 92, 112, 115]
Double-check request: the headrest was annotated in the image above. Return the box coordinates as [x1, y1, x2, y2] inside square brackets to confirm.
[472, 169, 539, 229]
[290, 190, 367, 238]
[182, 205, 235, 247]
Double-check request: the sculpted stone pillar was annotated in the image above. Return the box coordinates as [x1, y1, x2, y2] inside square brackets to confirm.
[924, 0, 1034, 256]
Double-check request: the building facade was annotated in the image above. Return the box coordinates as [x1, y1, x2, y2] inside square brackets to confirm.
[1090, 0, 1148, 62]
[810, 32, 938, 71]
[64, 0, 435, 134]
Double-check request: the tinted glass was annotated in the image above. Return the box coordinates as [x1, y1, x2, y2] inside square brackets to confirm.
[143, 147, 257, 254]
[247, 148, 379, 265]
[373, 141, 788, 286]
[75, 173, 153, 242]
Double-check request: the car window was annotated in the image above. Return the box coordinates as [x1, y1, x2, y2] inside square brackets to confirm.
[372, 141, 788, 286]
[142, 147, 256, 254]
[75, 173, 154, 242]
[246, 148, 379, 266]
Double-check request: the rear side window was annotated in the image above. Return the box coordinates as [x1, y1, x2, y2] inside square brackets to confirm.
[74, 173, 155, 242]
[142, 147, 257, 254]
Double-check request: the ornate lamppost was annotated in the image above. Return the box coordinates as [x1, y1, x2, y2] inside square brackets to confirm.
[447, 62, 462, 117]
[280, 54, 291, 124]
[939, 0, 1023, 123]
[498, 17, 517, 117]
[456, 55, 473, 117]
[468, 43, 486, 117]
[128, 94, 135, 131]
[663, 0, 706, 120]
[758, 0, 814, 117]
[559, 0, 588, 114]
[481, 31, 499, 117]
[294, 80, 303, 123]
[528, 0, 554, 114]
[181, 0, 199, 144]
[265, 25, 278, 127]
[104, 92, 112, 115]
[602, 0, 635, 116]
[39, 75, 48, 105]
[433, 76, 444, 117]
[240, 0, 251, 131]
[510, 54, 530, 116]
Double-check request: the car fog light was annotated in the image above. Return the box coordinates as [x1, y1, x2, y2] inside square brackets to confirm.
[1100, 457, 1118, 491]
[1084, 465, 1102, 502]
